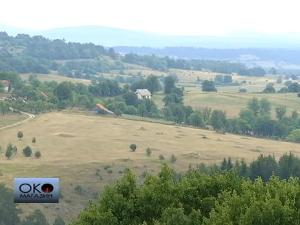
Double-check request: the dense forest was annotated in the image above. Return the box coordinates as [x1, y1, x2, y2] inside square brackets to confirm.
[0, 32, 267, 76]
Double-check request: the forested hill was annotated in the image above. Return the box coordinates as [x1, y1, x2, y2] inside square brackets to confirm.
[0, 31, 266, 76]
[114, 46, 300, 65]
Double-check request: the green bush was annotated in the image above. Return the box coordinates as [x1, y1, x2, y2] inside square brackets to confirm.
[146, 147, 152, 156]
[130, 144, 137, 152]
[23, 146, 32, 157]
[159, 154, 165, 160]
[34, 150, 41, 158]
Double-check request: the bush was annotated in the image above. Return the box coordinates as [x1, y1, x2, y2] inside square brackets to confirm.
[34, 150, 41, 158]
[107, 169, 113, 173]
[170, 154, 177, 163]
[130, 144, 137, 152]
[32, 137, 36, 145]
[104, 165, 111, 170]
[239, 88, 247, 93]
[115, 109, 123, 116]
[23, 146, 32, 157]
[159, 154, 165, 160]
[146, 147, 152, 156]
[74, 185, 84, 195]
[17, 131, 23, 140]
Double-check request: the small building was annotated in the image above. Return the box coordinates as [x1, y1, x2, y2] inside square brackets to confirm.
[0, 80, 11, 92]
[135, 89, 152, 100]
[89, 103, 115, 115]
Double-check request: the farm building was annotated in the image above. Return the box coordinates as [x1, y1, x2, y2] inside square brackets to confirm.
[135, 89, 152, 100]
[0, 80, 11, 92]
[89, 103, 115, 115]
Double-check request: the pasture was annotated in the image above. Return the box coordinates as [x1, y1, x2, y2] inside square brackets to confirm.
[20, 74, 92, 85]
[1, 111, 300, 222]
[0, 112, 28, 129]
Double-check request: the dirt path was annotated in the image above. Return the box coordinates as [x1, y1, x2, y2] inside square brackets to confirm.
[0, 107, 35, 131]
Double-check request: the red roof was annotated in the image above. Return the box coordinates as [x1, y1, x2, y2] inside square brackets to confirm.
[96, 103, 106, 110]
[0, 80, 10, 87]
[95, 103, 115, 115]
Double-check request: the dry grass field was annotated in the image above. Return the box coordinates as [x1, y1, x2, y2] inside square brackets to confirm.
[1, 111, 300, 222]
[183, 91, 300, 118]
[151, 90, 300, 119]
[20, 74, 92, 85]
[0, 112, 28, 128]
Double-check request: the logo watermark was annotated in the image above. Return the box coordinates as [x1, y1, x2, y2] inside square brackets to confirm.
[14, 178, 59, 203]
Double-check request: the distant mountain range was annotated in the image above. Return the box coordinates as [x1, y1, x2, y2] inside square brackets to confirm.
[1, 24, 300, 49]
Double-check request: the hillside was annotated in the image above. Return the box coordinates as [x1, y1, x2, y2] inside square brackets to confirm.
[1, 111, 300, 222]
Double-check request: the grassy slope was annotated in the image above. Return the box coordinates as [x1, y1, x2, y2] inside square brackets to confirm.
[20, 74, 92, 85]
[0, 112, 28, 128]
[1, 111, 300, 222]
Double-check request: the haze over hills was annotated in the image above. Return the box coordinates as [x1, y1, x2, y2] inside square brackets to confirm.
[1, 24, 300, 49]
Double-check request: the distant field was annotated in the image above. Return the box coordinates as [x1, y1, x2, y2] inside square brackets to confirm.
[183, 91, 300, 118]
[20, 74, 92, 85]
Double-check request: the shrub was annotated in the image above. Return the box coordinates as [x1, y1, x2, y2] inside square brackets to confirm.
[74, 185, 84, 195]
[34, 150, 41, 158]
[17, 131, 23, 140]
[146, 147, 152, 156]
[170, 154, 177, 163]
[130, 144, 137, 152]
[115, 109, 123, 116]
[104, 165, 111, 170]
[239, 88, 247, 93]
[23, 146, 32, 157]
[107, 169, 113, 173]
[159, 154, 165, 160]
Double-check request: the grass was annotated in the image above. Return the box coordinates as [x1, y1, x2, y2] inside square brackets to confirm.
[182, 91, 300, 118]
[20, 74, 92, 85]
[0, 112, 28, 128]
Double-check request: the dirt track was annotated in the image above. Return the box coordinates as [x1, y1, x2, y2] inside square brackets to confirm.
[0, 107, 35, 131]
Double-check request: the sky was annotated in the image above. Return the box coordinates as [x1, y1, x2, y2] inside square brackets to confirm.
[0, 0, 299, 36]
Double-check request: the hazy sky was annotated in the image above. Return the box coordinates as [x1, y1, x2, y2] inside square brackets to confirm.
[0, 0, 299, 36]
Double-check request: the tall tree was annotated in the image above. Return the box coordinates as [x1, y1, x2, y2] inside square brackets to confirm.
[202, 80, 217, 92]
[122, 91, 138, 106]
[210, 110, 226, 132]
[259, 98, 271, 116]
[163, 76, 175, 94]
[247, 97, 260, 116]
[145, 75, 161, 94]
[54, 82, 73, 101]
[275, 106, 287, 121]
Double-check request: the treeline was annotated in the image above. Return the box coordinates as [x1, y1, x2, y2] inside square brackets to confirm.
[0, 31, 121, 76]
[0, 32, 108, 60]
[2, 71, 300, 143]
[70, 159, 300, 224]
[0, 32, 266, 76]
[197, 152, 300, 182]
[114, 46, 300, 65]
[122, 52, 266, 76]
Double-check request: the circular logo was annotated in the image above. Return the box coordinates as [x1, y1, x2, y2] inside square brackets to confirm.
[41, 184, 54, 193]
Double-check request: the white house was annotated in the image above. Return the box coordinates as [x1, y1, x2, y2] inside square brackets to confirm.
[0, 80, 11, 92]
[135, 89, 152, 100]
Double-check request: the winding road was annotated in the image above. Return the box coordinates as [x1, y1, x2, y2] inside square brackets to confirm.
[0, 106, 35, 131]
